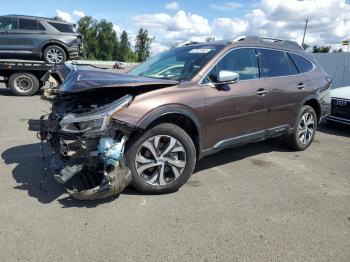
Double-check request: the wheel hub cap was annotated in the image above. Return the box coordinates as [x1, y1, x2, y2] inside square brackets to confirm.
[298, 112, 315, 144]
[47, 48, 63, 63]
[15, 76, 33, 92]
[135, 135, 186, 186]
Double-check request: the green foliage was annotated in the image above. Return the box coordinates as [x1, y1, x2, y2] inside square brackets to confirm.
[77, 17, 151, 62]
[135, 28, 153, 62]
[312, 45, 331, 53]
[118, 30, 131, 62]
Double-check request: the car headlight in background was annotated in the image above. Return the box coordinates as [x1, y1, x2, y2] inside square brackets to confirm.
[60, 95, 133, 133]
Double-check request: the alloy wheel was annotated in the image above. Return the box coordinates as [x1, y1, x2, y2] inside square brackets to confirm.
[135, 135, 186, 186]
[298, 112, 315, 144]
[46, 48, 64, 64]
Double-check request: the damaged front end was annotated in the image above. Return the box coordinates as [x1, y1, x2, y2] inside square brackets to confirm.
[28, 64, 178, 200]
[29, 94, 134, 200]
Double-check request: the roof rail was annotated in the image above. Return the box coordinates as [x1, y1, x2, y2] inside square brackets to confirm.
[175, 41, 201, 47]
[230, 35, 302, 50]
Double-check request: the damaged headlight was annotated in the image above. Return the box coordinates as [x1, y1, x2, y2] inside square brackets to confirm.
[60, 95, 132, 133]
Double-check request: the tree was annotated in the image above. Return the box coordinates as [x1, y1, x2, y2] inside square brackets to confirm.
[135, 28, 152, 62]
[312, 45, 331, 53]
[52, 16, 65, 22]
[77, 16, 98, 59]
[118, 30, 131, 62]
[333, 48, 343, 53]
[95, 19, 118, 60]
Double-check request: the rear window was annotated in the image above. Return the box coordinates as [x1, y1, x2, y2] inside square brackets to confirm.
[0, 17, 17, 30]
[259, 49, 291, 77]
[18, 18, 43, 30]
[288, 53, 314, 73]
[48, 22, 76, 33]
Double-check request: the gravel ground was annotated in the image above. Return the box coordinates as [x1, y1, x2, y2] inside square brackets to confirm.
[0, 84, 349, 262]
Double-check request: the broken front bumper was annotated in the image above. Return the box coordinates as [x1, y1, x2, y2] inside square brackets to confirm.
[28, 117, 132, 200]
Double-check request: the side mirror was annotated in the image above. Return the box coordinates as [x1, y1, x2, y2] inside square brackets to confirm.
[217, 70, 239, 84]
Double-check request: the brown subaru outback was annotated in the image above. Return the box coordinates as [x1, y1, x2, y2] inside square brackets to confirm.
[29, 36, 331, 200]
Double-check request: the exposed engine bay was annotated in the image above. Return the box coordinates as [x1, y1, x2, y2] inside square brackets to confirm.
[28, 64, 178, 200]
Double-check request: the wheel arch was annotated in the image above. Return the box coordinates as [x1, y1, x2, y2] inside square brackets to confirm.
[41, 41, 69, 59]
[137, 107, 204, 156]
[303, 97, 321, 123]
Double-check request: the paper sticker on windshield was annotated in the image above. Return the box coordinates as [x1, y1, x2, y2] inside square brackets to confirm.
[189, 48, 213, 54]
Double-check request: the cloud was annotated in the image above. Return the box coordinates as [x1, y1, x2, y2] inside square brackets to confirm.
[133, 10, 211, 43]
[165, 2, 179, 11]
[73, 10, 85, 18]
[246, 0, 350, 45]
[212, 18, 249, 39]
[113, 24, 121, 35]
[209, 2, 243, 11]
[151, 42, 169, 55]
[111, 0, 350, 56]
[55, 9, 72, 22]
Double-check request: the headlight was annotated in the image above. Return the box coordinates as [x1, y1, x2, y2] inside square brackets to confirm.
[60, 95, 132, 133]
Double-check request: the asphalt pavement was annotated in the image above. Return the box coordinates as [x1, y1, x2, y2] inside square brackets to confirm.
[0, 83, 349, 262]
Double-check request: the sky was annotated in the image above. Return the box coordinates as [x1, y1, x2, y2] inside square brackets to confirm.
[2, 0, 350, 54]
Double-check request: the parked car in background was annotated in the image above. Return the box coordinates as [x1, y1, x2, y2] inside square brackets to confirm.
[28, 36, 331, 200]
[0, 15, 83, 64]
[327, 86, 350, 125]
[113, 62, 125, 69]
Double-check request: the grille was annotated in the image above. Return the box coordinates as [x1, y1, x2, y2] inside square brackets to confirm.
[331, 98, 350, 119]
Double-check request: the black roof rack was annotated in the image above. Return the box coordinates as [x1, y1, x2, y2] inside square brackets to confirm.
[230, 35, 302, 50]
[3, 14, 73, 24]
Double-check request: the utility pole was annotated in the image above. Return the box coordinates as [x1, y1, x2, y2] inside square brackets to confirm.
[301, 18, 309, 49]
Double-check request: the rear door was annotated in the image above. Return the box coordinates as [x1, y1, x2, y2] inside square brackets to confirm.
[0, 17, 18, 55]
[202, 48, 270, 149]
[258, 48, 303, 130]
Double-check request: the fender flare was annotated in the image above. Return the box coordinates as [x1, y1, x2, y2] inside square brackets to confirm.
[39, 40, 69, 56]
[138, 106, 204, 149]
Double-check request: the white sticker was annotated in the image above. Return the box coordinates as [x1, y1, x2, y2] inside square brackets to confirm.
[189, 48, 213, 54]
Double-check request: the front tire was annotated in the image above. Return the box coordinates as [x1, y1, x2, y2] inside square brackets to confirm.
[43, 45, 67, 64]
[125, 123, 197, 194]
[286, 105, 317, 151]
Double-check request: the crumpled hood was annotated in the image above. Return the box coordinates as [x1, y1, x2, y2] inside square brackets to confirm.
[58, 63, 179, 93]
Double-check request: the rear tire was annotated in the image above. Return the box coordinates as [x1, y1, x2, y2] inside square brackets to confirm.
[125, 123, 197, 194]
[286, 105, 317, 151]
[43, 45, 67, 64]
[8, 73, 39, 96]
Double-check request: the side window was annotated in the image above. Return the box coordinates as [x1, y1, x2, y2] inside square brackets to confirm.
[288, 53, 313, 73]
[205, 48, 259, 83]
[286, 53, 299, 75]
[48, 22, 76, 33]
[37, 22, 46, 31]
[0, 17, 17, 30]
[259, 49, 291, 77]
[19, 19, 39, 30]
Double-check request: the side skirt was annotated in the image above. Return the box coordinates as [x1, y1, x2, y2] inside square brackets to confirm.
[199, 124, 292, 159]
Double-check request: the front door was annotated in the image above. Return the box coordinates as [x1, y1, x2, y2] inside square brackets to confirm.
[202, 48, 270, 149]
[0, 17, 18, 56]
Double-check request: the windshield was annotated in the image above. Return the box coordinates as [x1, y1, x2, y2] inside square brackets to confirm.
[128, 45, 223, 81]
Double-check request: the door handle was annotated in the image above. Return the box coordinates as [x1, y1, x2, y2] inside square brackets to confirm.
[297, 83, 306, 89]
[256, 88, 269, 96]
